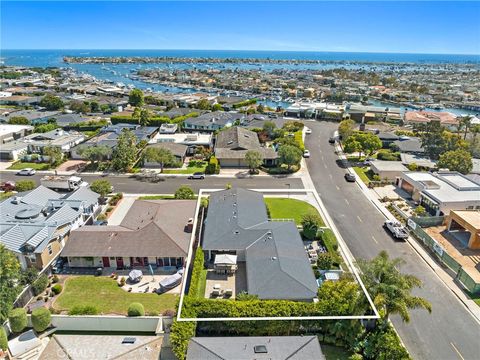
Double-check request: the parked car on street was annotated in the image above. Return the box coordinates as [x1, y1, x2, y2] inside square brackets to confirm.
[344, 173, 356, 182]
[384, 220, 409, 240]
[303, 150, 310, 158]
[188, 172, 205, 180]
[305, 127, 312, 134]
[16, 168, 36, 176]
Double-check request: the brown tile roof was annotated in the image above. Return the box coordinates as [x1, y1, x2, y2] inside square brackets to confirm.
[61, 200, 195, 258]
[405, 111, 458, 125]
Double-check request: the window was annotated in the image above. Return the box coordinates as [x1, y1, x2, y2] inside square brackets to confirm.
[47, 245, 53, 255]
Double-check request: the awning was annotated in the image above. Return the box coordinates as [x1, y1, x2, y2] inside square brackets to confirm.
[128, 269, 143, 281]
[214, 254, 237, 265]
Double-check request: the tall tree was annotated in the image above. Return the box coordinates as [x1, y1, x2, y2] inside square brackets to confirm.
[111, 129, 137, 171]
[139, 108, 151, 126]
[90, 179, 112, 198]
[338, 119, 356, 140]
[420, 121, 446, 160]
[245, 150, 263, 173]
[278, 145, 303, 171]
[0, 245, 22, 321]
[143, 147, 175, 173]
[39, 94, 63, 110]
[78, 145, 112, 165]
[43, 145, 63, 166]
[7, 116, 30, 125]
[358, 251, 432, 322]
[128, 89, 144, 107]
[437, 149, 473, 174]
[196, 98, 211, 110]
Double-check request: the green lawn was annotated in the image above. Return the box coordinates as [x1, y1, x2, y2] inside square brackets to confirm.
[8, 162, 51, 170]
[54, 276, 177, 315]
[163, 161, 207, 174]
[265, 198, 324, 226]
[197, 269, 207, 299]
[322, 344, 353, 360]
[353, 166, 374, 184]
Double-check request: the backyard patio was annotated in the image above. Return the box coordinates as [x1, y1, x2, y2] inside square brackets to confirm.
[204, 263, 247, 299]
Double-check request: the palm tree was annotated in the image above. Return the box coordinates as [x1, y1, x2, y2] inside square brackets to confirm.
[358, 251, 432, 322]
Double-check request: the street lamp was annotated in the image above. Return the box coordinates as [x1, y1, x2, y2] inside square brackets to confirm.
[286, 183, 291, 199]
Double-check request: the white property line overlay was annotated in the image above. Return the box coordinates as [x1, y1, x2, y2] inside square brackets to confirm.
[177, 188, 380, 322]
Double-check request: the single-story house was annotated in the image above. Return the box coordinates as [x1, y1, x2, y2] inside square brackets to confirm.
[159, 123, 178, 134]
[0, 110, 61, 124]
[214, 126, 278, 167]
[398, 171, 480, 216]
[186, 336, 325, 360]
[0, 124, 34, 144]
[202, 188, 318, 301]
[0, 95, 41, 106]
[48, 113, 91, 127]
[144, 142, 188, 165]
[183, 112, 244, 132]
[370, 160, 409, 181]
[392, 136, 424, 154]
[61, 199, 196, 269]
[400, 153, 437, 170]
[377, 132, 399, 148]
[25, 128, 85, 154]
[71, 123, 157, 159]
[0, 185, 100, 270]
[0, 140, 29, 161]
[445, 210, 480, 250]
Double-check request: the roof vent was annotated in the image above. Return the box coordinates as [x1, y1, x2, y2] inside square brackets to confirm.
[271, 257, 277, 261]
[254, 345, 268, 354]
[233, 230, 240, 234]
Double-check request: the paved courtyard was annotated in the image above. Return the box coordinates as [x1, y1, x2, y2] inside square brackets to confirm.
[204, 263, 247, 299]
[119, 274, 182, 295]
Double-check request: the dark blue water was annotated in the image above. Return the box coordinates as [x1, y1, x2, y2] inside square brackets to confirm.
[2, 49, 480, 67]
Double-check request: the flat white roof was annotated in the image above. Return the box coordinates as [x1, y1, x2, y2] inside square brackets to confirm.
[149, 132, 212, 145]
[0, 124, 33, 137]
[403, 172, 480, 203]
[371, 160, 408, 172]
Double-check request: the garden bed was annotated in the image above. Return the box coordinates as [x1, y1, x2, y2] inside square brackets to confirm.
[8, 161, 51, 170]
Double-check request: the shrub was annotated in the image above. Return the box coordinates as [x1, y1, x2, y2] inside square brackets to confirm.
[32, 274, 49, 296]
[205, 156, 220, 174]
[170, 320, 196, 360]
[200, 197, 209, 209]
[127, 303, 145, 317]
[48, 306, 60, 315]
[31, 307, 51, 332]
[51, 284, 62, 295]
[96, 213, 107, 221]
[319, 229, 338, 252]
[377, 149, 400, 161]
[120, 277, 126, 286]
[188, 247, 205, 298]
[175, 186, 195, 199]
[8, 308, 28, 333]
[15, 180, 36, 192]
[0, 327, 7, 351]
[301, 213, 323, 240]
[52, 275, 59, 283]
[317, 252, 337, 270]
[147, 310, 159, 316]
[163, 309, 176, 317]
[69, 305, 99, 315]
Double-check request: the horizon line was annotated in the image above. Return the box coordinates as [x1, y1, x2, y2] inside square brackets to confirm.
[2, 48, 480, 56]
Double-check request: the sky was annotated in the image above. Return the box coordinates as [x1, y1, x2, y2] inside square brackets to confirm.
[1, 1, 479, 54]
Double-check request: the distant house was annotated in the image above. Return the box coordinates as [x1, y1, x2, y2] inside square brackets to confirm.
[186, 336, 325, 360]
[0, 124, 34, 144]
[392, 136, 424, 154]
[159, 123, 178, 134]
[202, 189, 318, 301]
[25, 128, 85, 154]
[377, 132, 399, 148]
[183, 112, 244, 132]
[61, 199, 196, 269]
[149, 132, 213, 155]
[0, 186, 99, 270]
[0, 110, 60, 124]
[0, 96, 41, 107]
[404, 111, 459, 130]
[144, 142, 188, 166]
[71, 123, 157, 159]
[214, 127, 278, 167]
[399, 171, 480, 216]
[370, 160, 408, 181]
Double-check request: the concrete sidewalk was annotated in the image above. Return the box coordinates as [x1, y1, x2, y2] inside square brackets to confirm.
[334, 142, 480, 323]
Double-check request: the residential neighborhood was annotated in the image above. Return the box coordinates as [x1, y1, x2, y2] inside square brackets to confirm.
[1, 2, 480, 359]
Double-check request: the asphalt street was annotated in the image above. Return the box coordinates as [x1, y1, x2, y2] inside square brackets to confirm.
[305, 121, 480, 360]
[0, 172, 303, 194]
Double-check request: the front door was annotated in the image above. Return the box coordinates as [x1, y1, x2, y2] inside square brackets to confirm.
[116, 257, 124, 269]
[102, 257, 110, 267]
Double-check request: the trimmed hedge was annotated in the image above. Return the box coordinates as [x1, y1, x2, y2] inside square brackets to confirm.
[319, 229, 338, 253]
[31, 307, 51, 332]
[69, 305, 99, 315]
[8, 308, 28, 333]
[0, 327, 7, 351]
[127, 303, 145, 317]
[232, 98, 257, 109]
[51, 284, 63, 295]
[188, 247, 204, 298]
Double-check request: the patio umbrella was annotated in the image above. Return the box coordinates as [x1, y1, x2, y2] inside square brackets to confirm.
[128, 269, 143, 282]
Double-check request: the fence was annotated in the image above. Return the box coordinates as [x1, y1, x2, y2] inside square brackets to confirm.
[408, 218, 479, 294]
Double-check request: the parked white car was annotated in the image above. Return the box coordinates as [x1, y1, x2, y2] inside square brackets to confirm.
[16, 168, 36, 176]
[305, 127, 312, 134]
[303, 150, 311, 158]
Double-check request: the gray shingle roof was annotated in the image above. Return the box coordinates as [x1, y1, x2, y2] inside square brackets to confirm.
[393, 137, 424, 153]
[203, 189, 318, 301]
[186, 336, 325, 360]
[185, 112, 244, 128]
[215, 127, 277, 160]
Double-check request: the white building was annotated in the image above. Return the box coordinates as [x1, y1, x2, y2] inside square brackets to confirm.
[399, 171, 480, 216]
